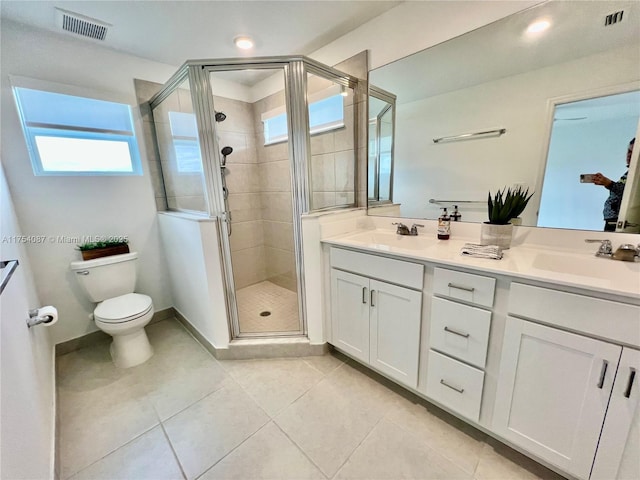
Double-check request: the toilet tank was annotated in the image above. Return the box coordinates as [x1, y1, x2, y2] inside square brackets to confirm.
[70, 252, 139, 302]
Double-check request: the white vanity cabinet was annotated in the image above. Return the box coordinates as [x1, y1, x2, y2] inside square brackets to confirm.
[494, 283, 640, 480]
[424, 268, 495, 422]
[591, 347, 640, 480]
[330, 248, 424, 388]
[494, 316, 621, 480]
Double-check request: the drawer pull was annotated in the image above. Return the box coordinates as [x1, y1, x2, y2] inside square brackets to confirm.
[444, 326, 470, 338]
[362, 287, 367, 304]
[624, 368, 636, 398]
[597, 360, 609, 389]
[447, 282, 475, 293]
[440, 379, 464, 394]
[370, 289, 376, 307]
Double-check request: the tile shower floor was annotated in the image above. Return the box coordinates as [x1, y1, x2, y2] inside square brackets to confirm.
[56, 319, 565, 480]
[236, 281, 299, 333]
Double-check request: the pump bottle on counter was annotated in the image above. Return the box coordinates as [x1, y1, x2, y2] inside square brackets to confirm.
[437, 208, 451, 240]
[452, 205, 461, 222]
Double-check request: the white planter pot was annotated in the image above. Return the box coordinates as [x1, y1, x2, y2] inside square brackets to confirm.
[480, 223, 513, 249]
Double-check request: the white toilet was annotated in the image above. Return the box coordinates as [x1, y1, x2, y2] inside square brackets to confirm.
[70, 252, 154, 368]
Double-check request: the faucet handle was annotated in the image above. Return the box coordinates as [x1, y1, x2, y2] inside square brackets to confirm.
[392, 222, 407, 227]
[585, 239, 613, 256]
[410, 224, 424, 235]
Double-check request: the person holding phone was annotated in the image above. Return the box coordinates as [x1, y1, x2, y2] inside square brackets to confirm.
[593, 137, 635, 231]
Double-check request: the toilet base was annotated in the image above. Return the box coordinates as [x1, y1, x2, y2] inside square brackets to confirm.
[109, 328, 154, 368]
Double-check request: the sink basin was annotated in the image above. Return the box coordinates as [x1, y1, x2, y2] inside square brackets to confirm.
[341, 230, 436, 251]
[531, 252, 640, 291]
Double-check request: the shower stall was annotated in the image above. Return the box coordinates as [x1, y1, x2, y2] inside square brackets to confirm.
[149, 57, 361, 340]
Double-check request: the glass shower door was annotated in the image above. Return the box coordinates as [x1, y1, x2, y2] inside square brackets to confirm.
[207, 67, 302, 336]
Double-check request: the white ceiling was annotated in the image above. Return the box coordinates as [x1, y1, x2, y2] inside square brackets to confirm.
[0, 0, 401, 67]
[371, 0, 640, 104]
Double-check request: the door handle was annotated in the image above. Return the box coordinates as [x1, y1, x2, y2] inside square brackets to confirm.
[440, 379, 464, 394]
[362, 287, 367, 304]
[597, 360, 609, 389]
[444, 326, 470, 338]
[624, 368, 636, 398]
[447, 282, 475, 293]
[370, 289, 375, 307]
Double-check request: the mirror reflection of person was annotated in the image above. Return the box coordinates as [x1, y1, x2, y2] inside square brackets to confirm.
[593, 137, 635, 232]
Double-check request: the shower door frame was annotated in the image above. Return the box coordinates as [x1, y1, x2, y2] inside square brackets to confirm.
[150, 56, 360, 340]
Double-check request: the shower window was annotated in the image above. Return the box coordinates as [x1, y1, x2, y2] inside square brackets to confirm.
[307, 73, 357, 210]
[261, 87, 345, 145]
[13, 87, 141, 176]
[168, 112, 201, 173]
[152, 77, 208, 213]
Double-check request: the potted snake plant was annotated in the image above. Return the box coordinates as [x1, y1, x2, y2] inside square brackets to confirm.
[480, 186, 534, 249]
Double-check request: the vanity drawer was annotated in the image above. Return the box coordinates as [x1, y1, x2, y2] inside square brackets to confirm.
[430, 297, 491, 369]
[330, 247, 424, 290]
[509, 283, 640, 347]
[433, 268, 496, 308]
[425, 349, 484, 421]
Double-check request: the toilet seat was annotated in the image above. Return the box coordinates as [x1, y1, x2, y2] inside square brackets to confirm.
[94, 293, 153, 324]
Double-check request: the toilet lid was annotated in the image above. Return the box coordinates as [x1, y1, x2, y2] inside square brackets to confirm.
[94, 293, 153, 323]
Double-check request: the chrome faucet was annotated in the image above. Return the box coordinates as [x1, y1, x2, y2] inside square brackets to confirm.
[393, 222, 424, 236]
[585, 239, 613, 257]
[393, 222, 411, 235]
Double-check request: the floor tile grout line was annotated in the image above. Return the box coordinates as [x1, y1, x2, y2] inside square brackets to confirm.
[158, 376, 235, 425]
[60, 423, 160, 480]
[328, 412, 388, 480]
[159, 420, 188, 480]
[271, 419, 330, 480]
[193, 418, 274, 480]
[382, 412, 475, 478]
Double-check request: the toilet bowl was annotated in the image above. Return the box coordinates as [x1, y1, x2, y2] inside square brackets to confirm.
[94, 293, 154, 368]
[70, 252, 155, 368]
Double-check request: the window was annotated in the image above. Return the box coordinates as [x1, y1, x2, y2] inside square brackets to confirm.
[262, 91, 345, 145]
[13, 87, 142, 175]
[168, 111, 202, 173]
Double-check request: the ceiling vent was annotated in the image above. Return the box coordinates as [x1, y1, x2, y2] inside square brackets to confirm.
[604, 10, 624, 26]
[55, 8, 111, 41]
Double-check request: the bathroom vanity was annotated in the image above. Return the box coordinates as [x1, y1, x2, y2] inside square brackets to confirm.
[321, 225, 640, 480]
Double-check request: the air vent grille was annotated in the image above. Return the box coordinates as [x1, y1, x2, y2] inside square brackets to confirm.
[605, 10, 624, 26]
[55, 8, 110, 41]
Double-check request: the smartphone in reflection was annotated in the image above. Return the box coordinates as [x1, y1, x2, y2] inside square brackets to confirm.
[580, 174, 595, 183]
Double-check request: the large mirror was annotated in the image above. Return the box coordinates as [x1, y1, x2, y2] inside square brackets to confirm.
[368, 0, 640, 233]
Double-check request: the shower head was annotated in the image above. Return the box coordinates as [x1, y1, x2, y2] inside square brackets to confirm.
[220, 146, 233, 166]
[214, 111, 227, 122]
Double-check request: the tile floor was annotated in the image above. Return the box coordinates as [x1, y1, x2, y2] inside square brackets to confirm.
[236, 281, 300, 334]
[57, 319, 565, 480]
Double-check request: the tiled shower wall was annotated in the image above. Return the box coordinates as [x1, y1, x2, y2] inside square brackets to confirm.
[214, 95, 267, 290]
[215, 89, 298, 292]
[252, 90, 297, 292]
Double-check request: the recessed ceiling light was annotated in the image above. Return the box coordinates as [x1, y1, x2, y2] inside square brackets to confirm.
[234, 36, 254, 50]
[526, 19, 551, 34]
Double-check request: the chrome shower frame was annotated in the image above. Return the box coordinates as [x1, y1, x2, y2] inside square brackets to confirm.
[149, 56, 359, 340]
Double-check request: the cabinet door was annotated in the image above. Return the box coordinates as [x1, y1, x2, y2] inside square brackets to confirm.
[331, 269, 370, 363]
[493, 317, 622, 480]
[591, 347, 640, 480]
[369, 279, 422, 388]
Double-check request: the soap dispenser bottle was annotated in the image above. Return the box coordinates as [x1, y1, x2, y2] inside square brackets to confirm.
[452, 205, 461, 222]
[437, 208, 451, 240]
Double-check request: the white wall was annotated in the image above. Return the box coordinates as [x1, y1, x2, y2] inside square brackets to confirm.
[309, 1, 541, 70]
[158, 213, 230, 349]
[538, 117, 639, 230]
[392, 44, 640, 225]
[0, 20, 177, 343]
[0, 164, 55, 480]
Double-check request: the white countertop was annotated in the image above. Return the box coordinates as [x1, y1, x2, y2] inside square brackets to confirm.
[322, 229, 640, 300]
